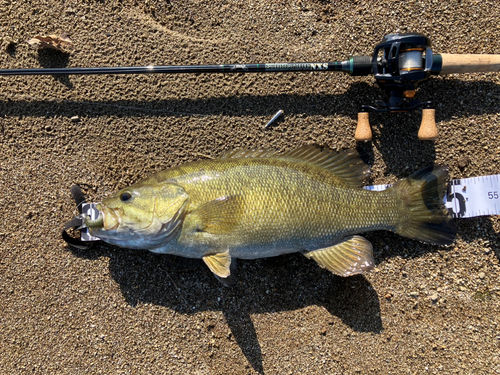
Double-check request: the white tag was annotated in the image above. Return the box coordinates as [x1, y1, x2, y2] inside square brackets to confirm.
[364, 174, 500, 219]
[363, 184, 392, 192]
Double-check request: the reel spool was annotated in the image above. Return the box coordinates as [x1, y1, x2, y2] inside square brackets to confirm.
[355, 33, 440, 141]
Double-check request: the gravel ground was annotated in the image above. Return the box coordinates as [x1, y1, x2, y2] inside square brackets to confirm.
[1, 1, 499, 374]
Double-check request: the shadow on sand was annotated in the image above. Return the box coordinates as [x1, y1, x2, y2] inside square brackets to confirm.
[53, 75, 499, 372]
[69, 244, 382, 374]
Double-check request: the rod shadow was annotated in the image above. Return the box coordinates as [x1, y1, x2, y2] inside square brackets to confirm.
[1, 78, 498, 121]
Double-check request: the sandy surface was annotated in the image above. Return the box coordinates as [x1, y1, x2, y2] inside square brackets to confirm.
[1, 1, 500, 374]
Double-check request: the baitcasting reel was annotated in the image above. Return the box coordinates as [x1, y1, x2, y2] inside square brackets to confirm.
[354, 32, 500, 141]
[356, 33, 439, 141]
[355, 33, 441, 140]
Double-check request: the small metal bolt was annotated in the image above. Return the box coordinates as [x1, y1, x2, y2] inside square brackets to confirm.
[264, 110, 283, 128]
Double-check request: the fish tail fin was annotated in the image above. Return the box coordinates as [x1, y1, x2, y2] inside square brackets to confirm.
[392, 165, 456, 245]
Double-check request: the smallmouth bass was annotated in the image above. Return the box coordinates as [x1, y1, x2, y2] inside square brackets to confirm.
[85, 146, 456, 282]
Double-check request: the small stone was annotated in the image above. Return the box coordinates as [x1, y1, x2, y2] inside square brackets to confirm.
[478, 272, 486, 280]
[429, 293, 439, 303]
[458, 157, 469, 169]
[70, 116, 80, 122]
[409, 291, 419, 297]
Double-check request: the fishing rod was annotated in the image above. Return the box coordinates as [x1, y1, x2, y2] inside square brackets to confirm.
[2, 33, 500, 141]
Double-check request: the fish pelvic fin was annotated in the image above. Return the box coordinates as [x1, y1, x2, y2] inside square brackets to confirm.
[218, 145, 369, 187]
[214, 258, 238, 287]
[392, 165, 456, 245]
[203, 251, 231, 278]
[304, 236, 375, 277]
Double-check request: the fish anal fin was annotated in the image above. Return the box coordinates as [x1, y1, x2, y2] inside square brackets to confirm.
[191, 195, 243, 235]
[304, 235, 374, 277]
[203, 251, 231, 278]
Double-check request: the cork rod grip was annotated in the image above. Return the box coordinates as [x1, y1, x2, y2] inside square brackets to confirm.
[439, 53, 500, 75]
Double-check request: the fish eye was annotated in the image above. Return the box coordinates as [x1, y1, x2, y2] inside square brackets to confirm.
[120, 192, 133, 202]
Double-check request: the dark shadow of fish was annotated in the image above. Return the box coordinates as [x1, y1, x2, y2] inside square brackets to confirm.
[68, 244, 382, 374]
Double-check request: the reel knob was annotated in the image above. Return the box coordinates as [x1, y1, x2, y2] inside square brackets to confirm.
[355, 112, 372, 141]
[418, 108, 438, 140]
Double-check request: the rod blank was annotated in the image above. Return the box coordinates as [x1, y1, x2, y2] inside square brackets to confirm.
[0, 62, 348, 76]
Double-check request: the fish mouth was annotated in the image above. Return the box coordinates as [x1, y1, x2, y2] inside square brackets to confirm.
[84, 206, 120, 231]
[84, 204, 171, 237]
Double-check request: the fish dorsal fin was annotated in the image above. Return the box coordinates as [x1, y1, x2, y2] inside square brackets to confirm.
[190, 195, 244, 235]
[303, 235, 374, 277]
[280, 145, 369, 187]
[218, 145, 369, 187]
[203, 251, 231, 278]
[218, 149, 280, 159]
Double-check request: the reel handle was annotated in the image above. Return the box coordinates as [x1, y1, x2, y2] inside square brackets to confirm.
[355, 109, 437, 141]
[418, 108, 438, 141]
[355, 112, 372, 142]
[438, 54, 500, 75]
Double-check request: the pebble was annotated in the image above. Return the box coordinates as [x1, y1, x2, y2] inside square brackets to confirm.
[478, 272, 486, 280]
[429, 293, 439, 303]
[71, 116, 81, 123]
[458, 157, 469, 169]
[409, 291, 419, 297]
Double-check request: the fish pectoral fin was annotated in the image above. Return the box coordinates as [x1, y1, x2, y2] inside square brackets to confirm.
[304, 236, 374, 277]
[191, 195, 243, 235]
[203, 251, 231, 278]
